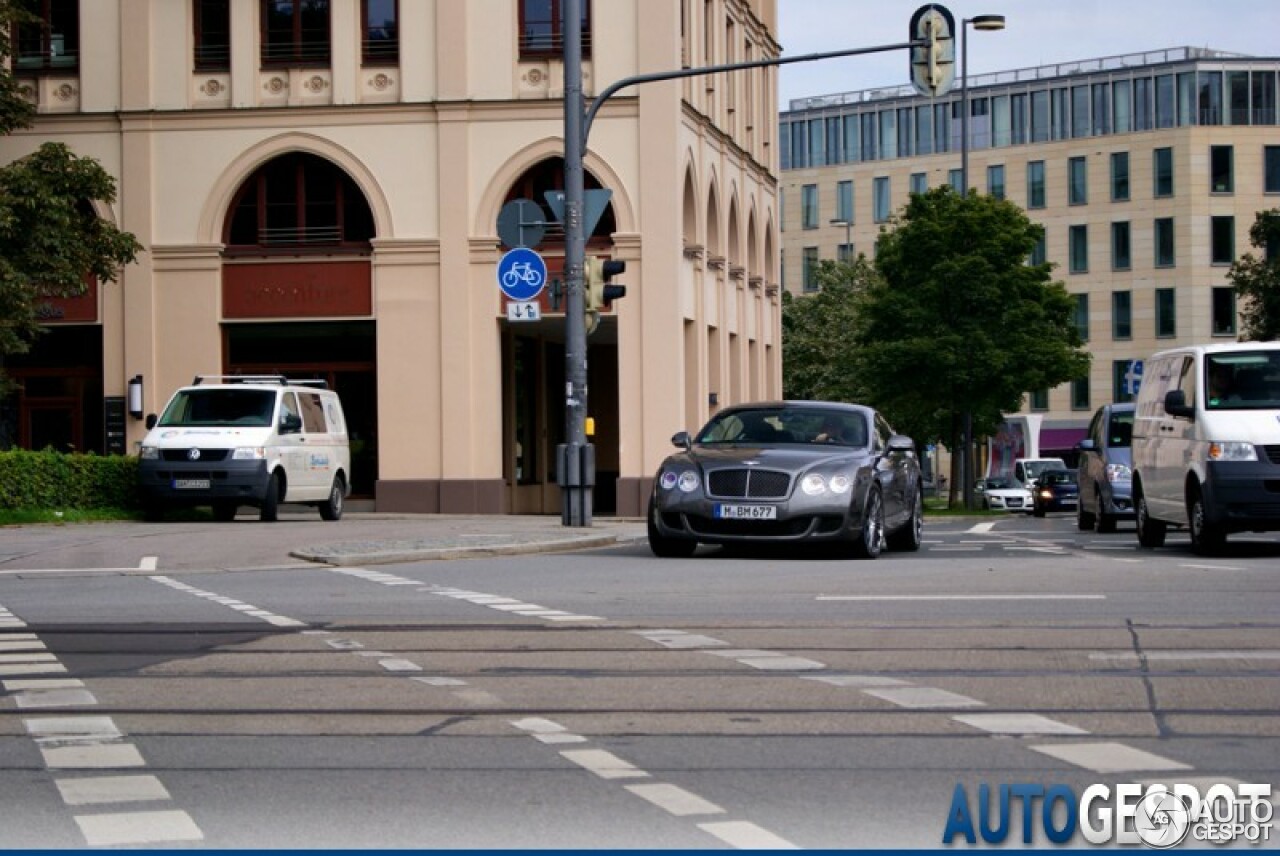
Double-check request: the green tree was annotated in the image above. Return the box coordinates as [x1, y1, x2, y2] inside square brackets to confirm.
[781, 255, 879, 403]
[1227, 209, 1280, 341]
[852, 187, 1089, 501]
[0, 1, 141, 393]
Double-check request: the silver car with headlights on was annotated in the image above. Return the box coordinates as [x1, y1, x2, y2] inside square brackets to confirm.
[647, 401, 924, 559]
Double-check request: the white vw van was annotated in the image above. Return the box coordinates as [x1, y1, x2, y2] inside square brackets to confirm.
[138, 375, 351, 522]
[1131, 343, 1280, 554]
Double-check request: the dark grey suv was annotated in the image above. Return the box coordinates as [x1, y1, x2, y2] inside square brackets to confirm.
[1075, 402, 1135, 533]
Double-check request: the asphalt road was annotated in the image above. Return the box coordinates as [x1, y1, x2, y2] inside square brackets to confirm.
[1, 513, 1277, 849]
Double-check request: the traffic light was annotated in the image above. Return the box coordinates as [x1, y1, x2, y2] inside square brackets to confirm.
[909, 4, 955, 98]
[586, 256, 627, 311]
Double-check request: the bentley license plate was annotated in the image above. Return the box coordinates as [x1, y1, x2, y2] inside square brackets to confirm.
[173, 479, 211, 490]
[714, 504, 777, 520]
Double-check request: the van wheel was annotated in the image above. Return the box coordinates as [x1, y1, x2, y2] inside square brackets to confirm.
[1188, 488, 1226, 555]
[1135, 489, 1166, 548]
[212, 501, 238, 522]
[320, 475, 345, 521]
[260, 471, 281, 522]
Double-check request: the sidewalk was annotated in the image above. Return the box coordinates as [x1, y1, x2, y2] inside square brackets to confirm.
[289, 510, 648, 566]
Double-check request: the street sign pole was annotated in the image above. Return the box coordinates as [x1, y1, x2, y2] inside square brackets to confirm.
[560, 0, 592, 526]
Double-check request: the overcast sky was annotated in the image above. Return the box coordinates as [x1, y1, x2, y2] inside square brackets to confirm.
[777, 0, 1279, 108]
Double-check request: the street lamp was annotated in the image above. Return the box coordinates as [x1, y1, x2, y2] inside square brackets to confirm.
[829, 217, 852, 262]
[958, 12, 1004, 511]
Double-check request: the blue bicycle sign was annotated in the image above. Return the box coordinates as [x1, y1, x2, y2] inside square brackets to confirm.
[497, 248, 547, 302]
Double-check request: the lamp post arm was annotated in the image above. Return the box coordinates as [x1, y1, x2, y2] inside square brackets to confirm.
[583, 40, 926, 142]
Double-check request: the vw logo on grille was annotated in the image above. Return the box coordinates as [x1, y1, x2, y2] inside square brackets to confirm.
[187, 448, 201, 461]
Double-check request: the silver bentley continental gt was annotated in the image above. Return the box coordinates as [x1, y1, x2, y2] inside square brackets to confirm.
[647, 401, 925, 559]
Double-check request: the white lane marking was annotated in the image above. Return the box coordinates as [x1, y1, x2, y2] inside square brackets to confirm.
[512, 717, 569, 735]
[1089, 650, 1280, 661]
[953, 713, 1089, 735]
[698, 820, 799, 850]
[0, 663, 68, 676]
[1180, 563, 1247, 571]
[74, 810, 203, 846]
[864, 687, 985, 709]
[354, 651, 392, 657]
[625, 783, 725, 817]
[26, 717, 122, 742]
[56, 775, 171, 806]
[967, 522, 999, 534]
[928, 546, 984, 551]
[453, 689, 502, 706]
[705, 649, 783, 659]
[149, 576, 306, 628]
[138, 557, 158, 571]
[1086, 545, 1140, 551]
[377, 659, 422, 672]
[1029, 742, 1193, 773]
[0, 632, 36, 640]
[15, 689, 98, 708]
[801, 675, 910, 688]
[817, 594, 1106, 601]
[325, 639, 364, 650]
[535, 732, 589, 744]
[412, 676, 467, 687]
[0, 652, 57, 663]
[42, 743, 147, 769]
[3, 678, 84, 691]
[560, 749, 650, 779]
[633, 630, 729, 649]
[488, 603, 550, 611]
[736, 656, 826, 671]
[545, 614, 604, 621]
[0, 640, 46, 651]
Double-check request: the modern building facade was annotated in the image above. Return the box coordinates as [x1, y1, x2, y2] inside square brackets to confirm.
[780, 47, 1280, 459]
[0, 0, 784, 516]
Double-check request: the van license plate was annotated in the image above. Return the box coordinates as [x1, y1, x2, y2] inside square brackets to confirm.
[714, 504, 777, 520]
[173, 479, 211, 490]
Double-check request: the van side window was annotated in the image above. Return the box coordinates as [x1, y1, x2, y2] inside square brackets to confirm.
[298, 392, 326, 433]
[279, 392, 302, 434]
[325, 401, 344, 434]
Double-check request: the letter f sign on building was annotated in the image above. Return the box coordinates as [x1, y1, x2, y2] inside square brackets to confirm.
[909, 4, 956, 97]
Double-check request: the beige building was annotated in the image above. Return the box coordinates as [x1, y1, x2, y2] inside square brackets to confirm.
[781, 47, 1280, 460]
[0, 0, 784, 517]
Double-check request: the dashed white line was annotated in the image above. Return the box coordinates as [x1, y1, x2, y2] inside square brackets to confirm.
[560, 749, 650, 780]
[953, 713, 1089, 735]
[25, 717, 122, 742]
[1029, 742, 1193, 773]
[698, 820, 799, 849]
[15, 689, 98, 708]
[138, 556, 158, 571]
[0, 662, 68, 676]
[0, 639, 46, 651]
[3, 678, 84, 692]
[1180, 563, 1246, 571]
[73, 810, 203, 846]
[149, 576, 305, 627]
[625, 783, 725, 817]
[56, 775, 171, 806]
[801, 674, 910, 688]
[864, 687, 985, 709]
[967, 522, 999, 534]
[817, 594, 1105, 601]
[41, 743, 147, 769]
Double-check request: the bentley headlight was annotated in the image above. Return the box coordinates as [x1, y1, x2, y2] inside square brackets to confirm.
[1208, 442, 1257, 462]
[139, 446, 159, 460]
[801, 473, 828, 496]
[677, 471, 700, 492]
[829, 474, 853, 494]
[659, 471, 679, 490]
[232, 447, 266, 460]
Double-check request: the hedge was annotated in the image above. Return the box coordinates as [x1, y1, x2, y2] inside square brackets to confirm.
[0, 449, 140, 511]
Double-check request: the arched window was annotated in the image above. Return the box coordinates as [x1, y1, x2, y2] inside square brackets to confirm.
[502, 158, 615, 249]
[225, 153, 374, 253]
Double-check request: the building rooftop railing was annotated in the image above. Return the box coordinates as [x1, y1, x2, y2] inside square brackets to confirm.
[786, 46, 1255, 112]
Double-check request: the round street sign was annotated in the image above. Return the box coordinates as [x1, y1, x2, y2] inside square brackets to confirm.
[496, 198, 546, 249]
[496, 247, 548, 302]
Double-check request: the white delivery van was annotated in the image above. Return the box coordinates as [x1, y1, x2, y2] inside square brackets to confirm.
[137, 375, 351, 522]
[1131, 342, 1280, 554]
[1013, 457, 1067, 488]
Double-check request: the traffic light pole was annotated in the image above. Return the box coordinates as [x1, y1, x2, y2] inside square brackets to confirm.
[559, 0, 924, 525]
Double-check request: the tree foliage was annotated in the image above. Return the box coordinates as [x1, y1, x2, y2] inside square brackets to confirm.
[0, 2, 141, 390]
[1227, 209, 1280, 342]
[851, 188, 1089, 450]
[781, 256, 879, 403]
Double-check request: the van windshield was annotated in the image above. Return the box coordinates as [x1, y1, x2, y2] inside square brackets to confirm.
[157, 389, 276, 427]
[1206, 352, 1280, 410]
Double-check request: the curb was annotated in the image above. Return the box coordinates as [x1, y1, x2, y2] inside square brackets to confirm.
[291, 532, 629, 566]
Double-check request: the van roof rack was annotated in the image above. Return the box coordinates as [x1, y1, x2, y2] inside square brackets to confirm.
[191, 374, 328, 389]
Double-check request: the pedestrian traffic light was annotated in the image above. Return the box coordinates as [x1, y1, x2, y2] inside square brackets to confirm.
[586, 256, 627, 311]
